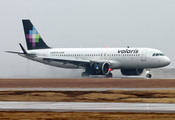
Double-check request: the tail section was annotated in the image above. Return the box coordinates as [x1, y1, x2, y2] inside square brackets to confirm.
[22, 20, 50, 50]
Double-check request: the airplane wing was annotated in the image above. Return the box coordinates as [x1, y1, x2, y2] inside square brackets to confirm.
[42, 57, 91, 67]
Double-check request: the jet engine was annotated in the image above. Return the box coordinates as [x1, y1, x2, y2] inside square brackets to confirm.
[121, 69, 143, 75]
[85, 62, 110, 75]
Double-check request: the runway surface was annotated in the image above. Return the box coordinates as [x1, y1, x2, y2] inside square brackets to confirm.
[0, 102, 175, 113]
[0, 88, 175, 91]
[1, 79, 175, 113]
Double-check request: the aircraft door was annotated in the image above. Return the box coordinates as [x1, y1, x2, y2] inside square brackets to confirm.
[43, 50, 48, 57]
[141, 50, 147, 61]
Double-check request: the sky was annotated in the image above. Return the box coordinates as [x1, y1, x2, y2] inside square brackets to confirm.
[0, 0, 175, 78]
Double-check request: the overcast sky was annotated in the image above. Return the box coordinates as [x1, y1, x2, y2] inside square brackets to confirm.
[1, 0, 175, 78]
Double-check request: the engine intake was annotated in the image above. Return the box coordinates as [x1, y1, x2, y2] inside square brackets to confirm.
[121, 69, 143, 76]
[86, 62, 110, 75]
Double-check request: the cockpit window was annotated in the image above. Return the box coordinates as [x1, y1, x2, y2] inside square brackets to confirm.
[152, 53, 164, 56]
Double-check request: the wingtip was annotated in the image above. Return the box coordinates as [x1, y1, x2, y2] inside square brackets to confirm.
[19, 43, 28, 54]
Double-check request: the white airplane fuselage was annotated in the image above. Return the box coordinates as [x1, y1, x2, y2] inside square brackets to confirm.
[20, 47, 170, 70]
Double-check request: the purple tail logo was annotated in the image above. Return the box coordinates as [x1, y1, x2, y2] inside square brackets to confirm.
[26, 27, 41, 47]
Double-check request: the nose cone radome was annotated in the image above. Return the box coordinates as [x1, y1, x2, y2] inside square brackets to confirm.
[163, 57, 171, 66]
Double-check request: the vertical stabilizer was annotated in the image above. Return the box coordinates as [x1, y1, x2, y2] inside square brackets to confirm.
[22, 20, 50, 50]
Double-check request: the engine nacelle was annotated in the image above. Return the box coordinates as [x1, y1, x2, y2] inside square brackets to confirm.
[121, 69, 143, 76]
[86, 62, 110, 75]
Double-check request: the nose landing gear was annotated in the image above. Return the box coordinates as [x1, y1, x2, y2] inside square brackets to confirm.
[146, 69, 152, 79]
[146, 74, 152, 78]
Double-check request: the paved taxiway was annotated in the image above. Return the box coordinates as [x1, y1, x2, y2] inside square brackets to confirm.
[0, 102, 175, 113]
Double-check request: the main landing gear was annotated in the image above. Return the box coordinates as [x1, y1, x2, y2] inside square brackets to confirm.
[146, 69, 152, 79]
[81, 72, 90, 77]
[106, 72, 113, 78]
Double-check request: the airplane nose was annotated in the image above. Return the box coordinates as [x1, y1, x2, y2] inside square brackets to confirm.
[163, 57, 171, 66]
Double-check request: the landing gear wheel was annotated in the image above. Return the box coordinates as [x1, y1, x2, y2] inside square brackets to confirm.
[146, 74, 152, 79]
[106, 72, 113, 78]
[81, 72, 90, 78]
[146, 68, 152, 79]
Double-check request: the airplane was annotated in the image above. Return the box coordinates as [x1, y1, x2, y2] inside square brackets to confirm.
[6, 19, 171, 78]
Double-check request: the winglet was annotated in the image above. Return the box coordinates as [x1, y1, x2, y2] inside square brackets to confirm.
[19, 43, 28, 54]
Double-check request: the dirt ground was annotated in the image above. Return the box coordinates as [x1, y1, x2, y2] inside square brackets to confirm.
[0, 78, 175, 88]
[0, 112, 175, 120]
[0, 78, 175, 103]
[0, 90, 175, 103]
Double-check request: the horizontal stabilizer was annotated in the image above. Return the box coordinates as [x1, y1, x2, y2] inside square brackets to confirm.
[5, 51, 36, 57]
[5, 51, 23, 54]
[5, 43, 28, 55]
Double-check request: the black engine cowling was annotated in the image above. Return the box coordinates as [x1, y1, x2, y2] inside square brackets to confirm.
[121, 69, 143, 76]
[85, 62, 110, 75]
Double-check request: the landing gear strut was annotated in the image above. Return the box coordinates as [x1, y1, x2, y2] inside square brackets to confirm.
[106, 72, 113, 78]
[146, 69, 152, 79]
[81, 72, 90, 77]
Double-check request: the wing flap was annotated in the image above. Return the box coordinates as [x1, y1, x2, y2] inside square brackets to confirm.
[43, 57, 90, 67]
